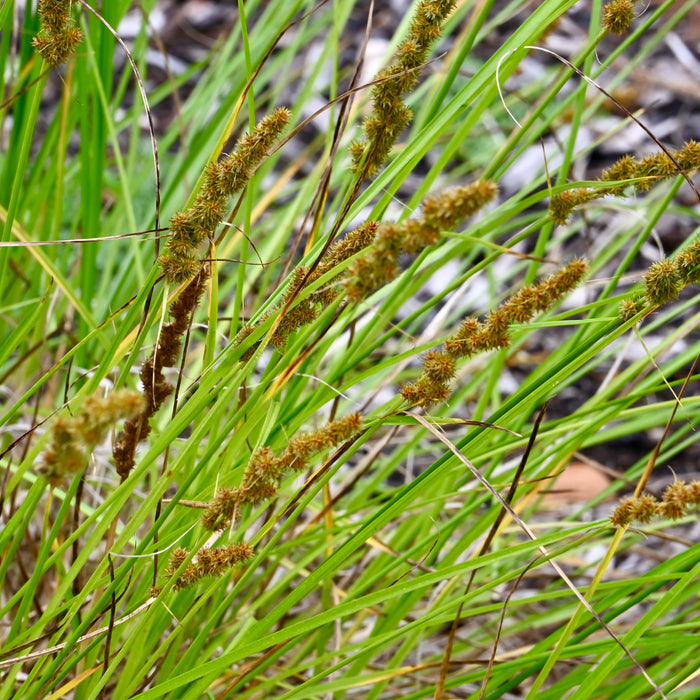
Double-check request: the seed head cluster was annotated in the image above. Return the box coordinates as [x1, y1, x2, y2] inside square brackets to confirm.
[619, 239, 700, 319]
[38, 390, 144, 485]
[611, 480, 700, 526]
[164, 543, 254, 590]
[235, 222, 379, 360]
[402, 259, 589, 407]
[550, 141, 700, 225]
[601, 0, 636, 35]
[113, 110, 290, 479]
[160, 108, 291, 284]
[350, 0, 457, 177]
[344, 180, 498, 302]
[201, 413, 364, 531]
[113, 268, 210, 480]
[234, 181, 496, 359]
[32, 0, 83, 67]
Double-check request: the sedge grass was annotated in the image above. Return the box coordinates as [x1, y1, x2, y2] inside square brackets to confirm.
[2, 0, 700, 698]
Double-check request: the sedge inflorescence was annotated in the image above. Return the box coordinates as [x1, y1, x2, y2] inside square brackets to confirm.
[350, 0, 457, 177]
[619, 238, 700, 320]
[601, 0, 637, 35]
[200, 413, 364, 531]
[160, 108, 291, 284]
[344, 180, 498, 302]
[164, 543, 254, 591]
[401, 259, 589, 407]
[234, 221, 379, 360]
[38, 390, 144, 485]
[113, 110, 290, 479]
[611, 480, 700, 526]
[32, 0, 83, 67]
[234, 181, 497, 359]
[550, 141, 700, 225]
[163, 413, 362, 589]
[113, 268, 209, 480]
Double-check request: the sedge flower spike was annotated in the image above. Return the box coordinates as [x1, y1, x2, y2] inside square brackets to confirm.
[344, 181, 497, 302]
[618, 238, 700, 321]
[114, 110, 290, 479]
[113, 268, 210, 479]
[643, 259, 681, 306]
[201, 414, 364, 531]
[601, 0, 636, 34]
[164, 543, 254, 590]
[235, 181, 496, 358]
[403, 259, 588, 407]
[32, 0, 83, 66]
[550, 141, 700, 224]
[610, 480, 700, 526]
[233, 220, 381, 358]
[351, 0, 457, 176]
[38, 390, 144, 485]
[160, 108, 291, 284]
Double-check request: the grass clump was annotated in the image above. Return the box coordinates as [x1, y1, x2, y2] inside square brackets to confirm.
[2, 1, 700, 699]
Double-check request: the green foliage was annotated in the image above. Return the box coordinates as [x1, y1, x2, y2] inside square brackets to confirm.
[1, 0, 700, 698]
